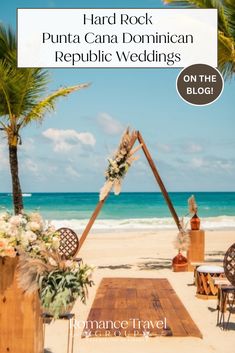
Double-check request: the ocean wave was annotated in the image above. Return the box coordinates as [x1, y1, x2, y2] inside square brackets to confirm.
[50, 216, 235, 232]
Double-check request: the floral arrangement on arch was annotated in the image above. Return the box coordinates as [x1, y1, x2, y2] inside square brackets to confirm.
[99, 128, 141, 201]
[0, 211, 94, 318]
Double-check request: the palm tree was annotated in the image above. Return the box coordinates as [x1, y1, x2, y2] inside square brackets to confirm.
[0, 25, 88, 214]
[163, 0, 235, 79]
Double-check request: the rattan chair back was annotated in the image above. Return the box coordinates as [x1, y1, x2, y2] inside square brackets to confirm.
[223, 243, 235, 286]
[57, 227, 79, 259]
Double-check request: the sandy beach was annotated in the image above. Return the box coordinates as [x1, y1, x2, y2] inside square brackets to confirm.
[44, 229, 235, 353]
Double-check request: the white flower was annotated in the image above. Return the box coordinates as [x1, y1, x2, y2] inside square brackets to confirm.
[52, 238, 60, 249]
[9, 215, 23, 227]
[0, 221, 8, 233]
[20, 236, 29, 247]
[24, 230, 37, 242]
[26, 221, 41, 232]
[29, 212, 43, 225]
[120, 148, 127, 156]
[8, 226, 19, 238]
[0, 212, 9, 221]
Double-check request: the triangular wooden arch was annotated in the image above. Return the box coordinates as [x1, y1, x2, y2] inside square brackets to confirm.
[79, 130, 181, 250]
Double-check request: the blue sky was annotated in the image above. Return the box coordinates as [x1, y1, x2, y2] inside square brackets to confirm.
[0, 0, 235, 192]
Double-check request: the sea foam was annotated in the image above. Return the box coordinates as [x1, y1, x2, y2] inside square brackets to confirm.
[51, 216, 235, 233]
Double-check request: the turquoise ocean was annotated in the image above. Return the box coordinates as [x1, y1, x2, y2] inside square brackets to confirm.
[1, 192, 235, 231]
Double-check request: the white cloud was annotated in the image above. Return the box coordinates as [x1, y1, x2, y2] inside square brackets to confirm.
[42, 128, 96, 152]
[0, 141, 8, 170]
[19, 137, 35, 152]
[190, 157, 234, 172]
[24, 159, 39, 174]
[190, 157, 206, 168]
[66, 165, 80, 178]
[186, 143, 203, 153]
[97, 113, 124, 135]
[156, 143, 171, 153]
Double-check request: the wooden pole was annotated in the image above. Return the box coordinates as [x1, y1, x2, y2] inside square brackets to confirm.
[137, 131, 181, 230]
[79, 198, 106, 249]
[79, 131, 138, 250]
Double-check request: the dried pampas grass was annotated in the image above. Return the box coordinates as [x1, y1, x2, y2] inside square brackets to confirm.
[118, 127, 132, 152]
[113, 179, 121, 195]
[188, 195, 198, 215]
[174, 218, 190, 252]
[16, 250, 64, 294]
[99, 180, 113, 201]
[17, 255, 50, 294]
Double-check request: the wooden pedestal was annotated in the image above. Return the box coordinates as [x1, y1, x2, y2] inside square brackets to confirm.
[187, 230, 205, 271]
[0, 257, 43, 353]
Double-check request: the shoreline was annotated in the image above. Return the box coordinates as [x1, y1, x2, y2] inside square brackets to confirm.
[50, 216, 235, 233]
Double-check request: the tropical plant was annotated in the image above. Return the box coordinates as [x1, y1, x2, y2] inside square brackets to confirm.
[163, 0, 235, 79]
[0, 24, 88, 214]
[17, 249, 94, 319]
[38, 262, 94, 319]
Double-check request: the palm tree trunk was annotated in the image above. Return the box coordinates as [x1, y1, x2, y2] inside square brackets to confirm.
[8, 144, 24, 214]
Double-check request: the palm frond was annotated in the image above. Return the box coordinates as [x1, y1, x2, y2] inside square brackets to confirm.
[164, 1, 230, 34]
[163, 0, 235, 78]
[20, 83, 90, 127]
[0, 60, 22, 118]
[223, 0, 235, 39]
[218, 31, 235, 77]
[0, 24, 16, 61]
[164, 0, 218, 8]
[14, 68, 50, 118]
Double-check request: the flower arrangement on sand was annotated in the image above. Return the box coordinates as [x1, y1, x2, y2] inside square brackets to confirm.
[99, 128, 141, 200]
[0, 211, 94, 318]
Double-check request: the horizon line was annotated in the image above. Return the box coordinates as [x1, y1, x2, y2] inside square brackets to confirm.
[1, 191, 235, 194]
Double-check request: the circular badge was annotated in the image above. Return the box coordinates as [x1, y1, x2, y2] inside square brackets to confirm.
[176, 64, 224, 106]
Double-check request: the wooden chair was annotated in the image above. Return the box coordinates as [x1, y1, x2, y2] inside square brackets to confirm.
[57, 227, 82, 263]
[224, 243, 235, 286]
[217, 243, 235, 330]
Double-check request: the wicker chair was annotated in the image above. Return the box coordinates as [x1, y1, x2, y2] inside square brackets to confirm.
[217, 243, 235, 330]
[224, 243, 235, 286]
